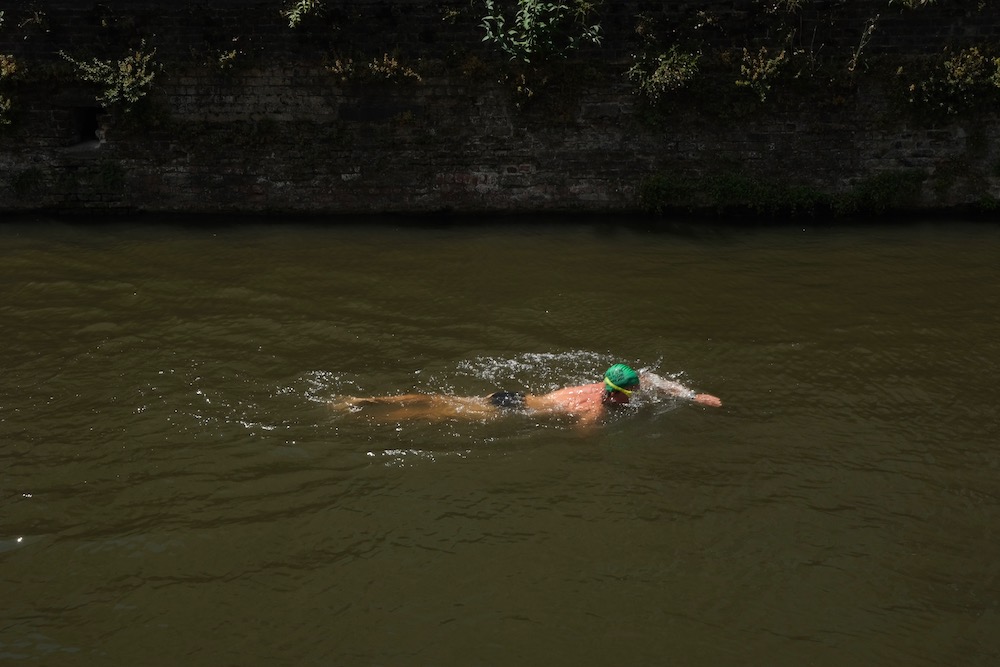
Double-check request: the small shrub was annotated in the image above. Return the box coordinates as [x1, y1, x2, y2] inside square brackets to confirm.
[836, 170, 925, 214]
[97, 161, 126, 191]
[0, 54, 17, 79]
[641, 170, 931, 217]
[368, 54, 422, 82]
[11, 167, 45, 199]
[640, 170, 830, 217]
[706, 172, 830, 216]
[977, 196, 999, 212]
[908, 47, 1000, 116]
[479, 0, 602, 63]
[460, 54, 490, 80]
[736, 46, 787, 101]
[327, 54, 422, 84]
[60, 40, 160, 111]
[639, 172, 697, 214]
[217, 49, 239, 70]
[990, 58, 1000, 89]
[0, 54, 17, 126]
[627, 46, 700, 104]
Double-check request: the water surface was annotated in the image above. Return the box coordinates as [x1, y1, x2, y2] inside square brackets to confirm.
[1, 217, 998, 666]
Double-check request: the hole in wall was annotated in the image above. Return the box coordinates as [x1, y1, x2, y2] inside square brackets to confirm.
[72, 106, 103, 146]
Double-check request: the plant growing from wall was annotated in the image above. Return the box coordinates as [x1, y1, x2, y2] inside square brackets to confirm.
[1, 54, 18, 79]
[889, 0, 936, 8]
[282, 0, 320, 28]
[0, 96, 12, 126]
[60, 40, 160, 112]
[11, 167, 44, 199]
[0, 53, 17, 126]
[216, 41, 242, 70]
[836, 170, 925, 214]
[978, 195, 999, 212]
[94, 161, 125, 191]
[639, 169, 831, 217]
[627, 46, 700, 104]
[640, 169, 930, 217]
[0, 15, 7, 125]
[907, 46, 1000, 116]
[327, 54, 422, 84]
[368, 54, 423, 82]
[0, 53, 21, 126]
[848, 15, 879, 79]
[735, 46, 788, 101]
[18, 9, 47, 29]
[217, 49, 238, 69]
[479, 0, 602, 63]
[760, 0, 807, 13]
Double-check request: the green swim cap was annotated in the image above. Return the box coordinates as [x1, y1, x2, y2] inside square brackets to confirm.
[603, 364, 639, 393]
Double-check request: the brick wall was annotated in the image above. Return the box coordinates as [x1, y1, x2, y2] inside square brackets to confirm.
[1, 1, 998, 215]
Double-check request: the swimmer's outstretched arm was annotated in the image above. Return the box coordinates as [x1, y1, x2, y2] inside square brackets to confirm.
[640, 372, 722, 407]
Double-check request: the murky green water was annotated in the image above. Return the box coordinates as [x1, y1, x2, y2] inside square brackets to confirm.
[1, 217, 998, 666]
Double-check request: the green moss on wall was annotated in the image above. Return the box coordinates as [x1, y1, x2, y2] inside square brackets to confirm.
[641, 169, 930, 218]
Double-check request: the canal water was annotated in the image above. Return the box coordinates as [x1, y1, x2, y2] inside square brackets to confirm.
[1, 216, 998, 666]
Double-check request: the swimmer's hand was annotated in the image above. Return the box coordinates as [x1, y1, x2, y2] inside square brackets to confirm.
[693, 393, 722, 408]
[641, 372, 722, 407]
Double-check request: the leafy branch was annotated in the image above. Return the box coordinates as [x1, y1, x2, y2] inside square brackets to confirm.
[282, 0, 321, 28]
[480, 0, 602, 63]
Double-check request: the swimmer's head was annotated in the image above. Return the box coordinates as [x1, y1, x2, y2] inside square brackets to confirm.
[603, 364, 640, 395]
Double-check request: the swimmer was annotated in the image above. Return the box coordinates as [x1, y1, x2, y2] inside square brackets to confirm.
[335, 363, 721, 424]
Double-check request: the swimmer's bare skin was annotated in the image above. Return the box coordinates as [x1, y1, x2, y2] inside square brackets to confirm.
[641, 372, 723, 408]
[335, 371, 721, 423]
[339, 394, 497, 421]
